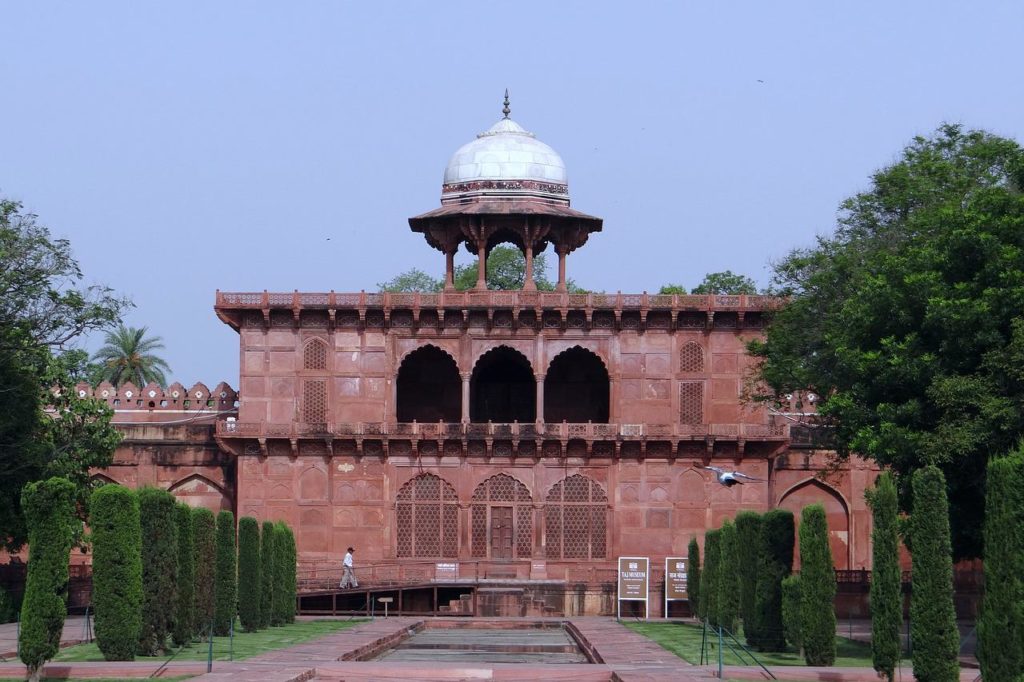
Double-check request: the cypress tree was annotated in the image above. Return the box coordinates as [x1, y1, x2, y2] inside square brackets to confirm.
[192, 507, 216, 635]
[910, 466, 959, 682]
[237, 517, 261, 632]
[90, 485, 142, 661]
[172, 503, 195, 647]
[213, 510, 237, 636]
[259, 520, 275, 629]
[799, 504, 836, 666]
[752, 508, 794, 652]
[978, 450, 1024, 680]
[687, 537, 701, 619]
[281, 524, 297, 623]
[18, 477, 75, 682]
[718, 519, 740, 633]
[702, 529, 721, 627]
[735, 511, 762, 643]
[781, 574, 802, 651]
[867, 472, 902, 681]
[137, 487, 178, 656]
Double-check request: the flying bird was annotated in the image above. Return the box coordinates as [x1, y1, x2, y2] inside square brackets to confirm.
[702, 465, 764, 487]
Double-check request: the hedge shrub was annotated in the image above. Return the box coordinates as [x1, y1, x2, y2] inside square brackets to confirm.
[137, 487, 178, 656]
[752, 508, 794, 651]
[237, 517, 261, 632]
[718, 519, 740, 632]
[978, 450, 1024, 680]
[90, 484, 142, 660]
[172, 503, 195, 647]
[910, 466, 959, 682]
[687, 537, 701, 618]
[213, 510, 237, 636]
[702, 529, 721, 627]
[259, 520, 275, 629]
[281, 523, 297, 624]
[799, 504, 836, 666]
[192, 507, 216, 635]
[867, 472, 902, 681]
[735, 511, 762, 644]
[781, 574, 802, 651]
[18, 477, 76, 681]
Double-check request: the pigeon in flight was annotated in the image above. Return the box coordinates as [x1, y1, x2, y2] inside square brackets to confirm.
[702, 466, 764, 487]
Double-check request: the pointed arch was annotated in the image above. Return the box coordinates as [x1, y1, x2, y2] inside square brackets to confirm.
[544, 474, 607, 559]
[397, 344, 461, 422]
[471, 345, 535, 422]
[168, 473, 231, 511]
[470, 473, 533, 559]
[395, 473, 459, 558]
[303, 337, 328, 370]
[544, 346, 609, 423]
[90, 473, 120, 487]
[778, 478, 851, 570]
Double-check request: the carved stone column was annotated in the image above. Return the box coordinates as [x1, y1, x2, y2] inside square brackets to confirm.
[556, 247, 568, 292]
[476, 242, 487, 290]
[535, 374, 545, 424]
[461, 372, 472, 423]
[444, 247, 456, 291]
[523, 243, 536, 291]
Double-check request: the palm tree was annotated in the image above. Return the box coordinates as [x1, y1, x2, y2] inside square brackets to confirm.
[91, 325, 172, 387]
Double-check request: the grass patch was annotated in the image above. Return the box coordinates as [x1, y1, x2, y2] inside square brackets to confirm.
[624, 621, 908, 668]
[53, 619, 365, 663]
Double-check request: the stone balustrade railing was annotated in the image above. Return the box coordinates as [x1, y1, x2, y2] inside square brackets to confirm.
[217, 290, 783, 312]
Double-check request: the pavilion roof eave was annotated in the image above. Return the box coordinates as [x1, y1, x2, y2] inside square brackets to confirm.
[408, 200, 603, 232]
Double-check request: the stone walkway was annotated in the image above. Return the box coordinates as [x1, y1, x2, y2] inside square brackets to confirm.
[0, 614, 89, 660]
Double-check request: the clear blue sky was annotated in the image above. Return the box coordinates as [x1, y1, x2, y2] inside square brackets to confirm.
[3, 1, 1021, 385]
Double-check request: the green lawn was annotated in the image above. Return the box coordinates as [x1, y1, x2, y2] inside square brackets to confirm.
[53, 619, 365, 663]
[624, 621, 908, 668]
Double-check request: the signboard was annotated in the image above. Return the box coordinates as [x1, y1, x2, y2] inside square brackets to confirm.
[435, 562, 458, 580]
[664, 557, 688, 618]
[617, 556, 650, 620]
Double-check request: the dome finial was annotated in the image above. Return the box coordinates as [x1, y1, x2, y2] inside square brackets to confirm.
[502, 89, 511, 119]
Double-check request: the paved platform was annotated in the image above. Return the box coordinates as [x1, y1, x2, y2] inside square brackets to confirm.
[0, 616, 985, 682]
[0, 614, 89, 661]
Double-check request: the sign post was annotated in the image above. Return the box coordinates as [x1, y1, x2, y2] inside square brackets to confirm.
[664, 556, 688, 618]
[617, 556, 650, 620]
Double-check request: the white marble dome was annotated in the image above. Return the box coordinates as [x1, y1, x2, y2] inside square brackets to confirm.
[443, 117, 568, 187]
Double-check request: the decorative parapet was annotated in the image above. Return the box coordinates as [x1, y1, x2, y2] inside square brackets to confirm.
[216, 420, 787, 442]
[215, 290, 784, 332]
[74, 381, 238, 412]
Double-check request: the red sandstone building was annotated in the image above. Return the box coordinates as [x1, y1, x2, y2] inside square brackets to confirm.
[75, 101, 875, 616]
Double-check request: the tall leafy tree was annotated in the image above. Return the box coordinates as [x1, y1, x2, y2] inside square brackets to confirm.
[213, 510, 237, 636]
[910, 466, 959, 681]
[749, 125, 1024, 559]
[138, 488, 177, 656]
[687, 537, 701, 618]
[718, 520, 740, 632]
[90, 485, 142, 661]
[377, 268, 442, 293]
[867, 472, 902, 681]
[659, 270, 759, 295]
[978, 448, 1024, 679]
[799, 504, 836, 666]
[18, 477, 75, 682]
[91, 324, 171, 388]
[0, 198, 127, 551]
[734, 511, 762, 643]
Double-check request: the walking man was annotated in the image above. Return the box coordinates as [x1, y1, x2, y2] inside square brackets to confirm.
[340, 547, 358, 589]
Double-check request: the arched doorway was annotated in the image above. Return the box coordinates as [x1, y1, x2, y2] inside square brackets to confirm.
[779, 479, 851, 570]
[470, 346, 535, 422]
[544, 347, 609, 423]
[471, 474, 534, 559]
[396, 346, 461, 422]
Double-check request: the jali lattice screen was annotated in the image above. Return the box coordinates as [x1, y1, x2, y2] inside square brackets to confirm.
[544, 474, 607, 559]
[396, 473, 459, 558]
